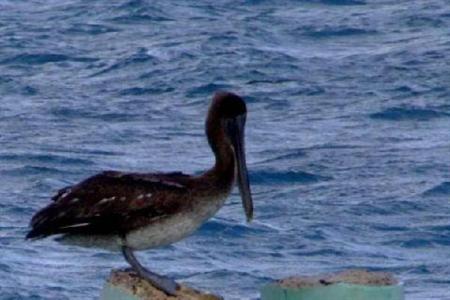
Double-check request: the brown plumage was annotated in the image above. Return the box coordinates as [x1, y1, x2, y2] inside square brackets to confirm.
[27, 171, 191, 238]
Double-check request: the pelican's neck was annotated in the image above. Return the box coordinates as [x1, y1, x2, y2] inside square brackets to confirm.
[203, 116, 236, 188]
[211, 133, 235, 173]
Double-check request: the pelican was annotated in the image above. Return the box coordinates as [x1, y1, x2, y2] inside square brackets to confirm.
[27, 91, 253, 296]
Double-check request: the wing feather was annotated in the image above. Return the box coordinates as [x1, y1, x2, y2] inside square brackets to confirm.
[27, 171, 190, 239]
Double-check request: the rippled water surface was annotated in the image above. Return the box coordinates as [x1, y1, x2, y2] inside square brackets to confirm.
[1, 0, 450, 299]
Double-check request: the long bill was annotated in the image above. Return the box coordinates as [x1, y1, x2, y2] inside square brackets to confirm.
[227, 114, 253, 222]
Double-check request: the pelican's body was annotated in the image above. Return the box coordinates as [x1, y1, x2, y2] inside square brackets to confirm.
[56, 170, 231, 251]
[27, 91, 253, 295]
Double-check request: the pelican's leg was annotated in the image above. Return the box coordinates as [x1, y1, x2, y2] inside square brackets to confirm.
[121, 246, 179, 296]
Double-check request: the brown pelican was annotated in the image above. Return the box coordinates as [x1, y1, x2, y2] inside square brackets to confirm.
[26, 91, 253, 296]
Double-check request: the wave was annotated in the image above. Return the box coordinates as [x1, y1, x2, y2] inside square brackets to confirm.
[318, 0, 366, 5]
[90, 48, 157, 77]
[256, 149, 306, 164]
[301, 27, 376, 38]
[0, 54, 97, 65]
[0, 153, 93, 166]
[186, 83, 233, 98]
[119, 86, 174, 96]
[198, 219, 270, 237]
[422, 182, 450, 197]
[250, 169, 330, 185]
[110, 14, 172, 24]
[370, 107, 450, 121]
[64, 23, 119, 35]
[1, 166, 67, 176]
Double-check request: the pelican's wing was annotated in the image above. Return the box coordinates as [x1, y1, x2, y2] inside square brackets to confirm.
[27, 171, 190, 239]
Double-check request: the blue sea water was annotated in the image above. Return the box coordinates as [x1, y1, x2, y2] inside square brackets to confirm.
[1, 0, 449, 299]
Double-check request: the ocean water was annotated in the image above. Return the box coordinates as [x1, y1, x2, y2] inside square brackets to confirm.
[1, 0, 449, 299]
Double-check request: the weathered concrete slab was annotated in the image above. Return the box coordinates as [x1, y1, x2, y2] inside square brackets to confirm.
[100, 270, 222, 300]
[261, 269, 404, 300]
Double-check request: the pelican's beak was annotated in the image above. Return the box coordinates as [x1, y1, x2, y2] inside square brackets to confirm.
[226, 114, 253, 222]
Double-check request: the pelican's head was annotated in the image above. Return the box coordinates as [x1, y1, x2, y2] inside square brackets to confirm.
[207, 91, 253, 222]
